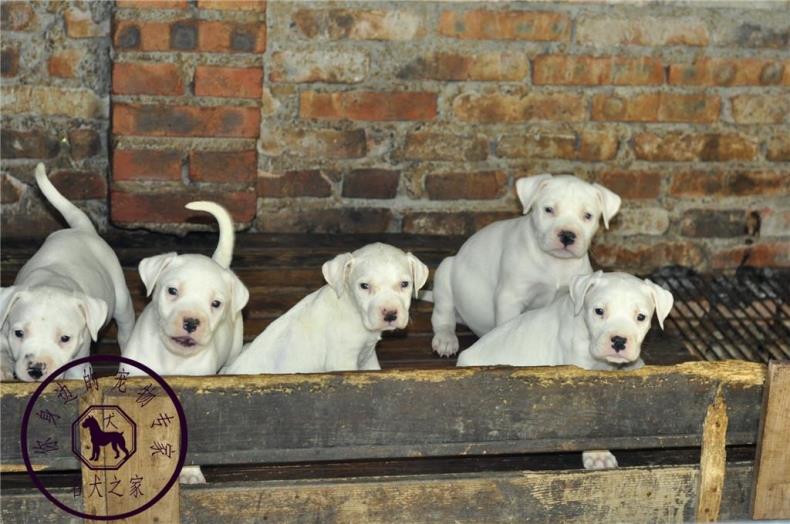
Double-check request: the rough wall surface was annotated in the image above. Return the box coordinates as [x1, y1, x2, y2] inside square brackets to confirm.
[1, 0, 788, 272]
[1, 0, 112, 237]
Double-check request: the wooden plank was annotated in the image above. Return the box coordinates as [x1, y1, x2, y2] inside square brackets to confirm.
[1, 362, 765, 469]
[751, 361, 790, 519]
[696, 386, 728, 521]
[0, 463, 755, 523]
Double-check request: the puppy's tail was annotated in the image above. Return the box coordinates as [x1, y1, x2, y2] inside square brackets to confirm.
[418, 290, 434, 302]
[34, 163, 96, 232]
[185, 201, 234, 268]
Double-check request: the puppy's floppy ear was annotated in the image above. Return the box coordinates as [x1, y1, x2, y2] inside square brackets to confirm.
[569, 271, 603, 315]
[515, 173, 552, 214]
[78, 296, 108, 342]
[228, 272, 249, 316]
[139, 252, 177, 297]
[593, 183, 621, 229]
[0, 286, 23, 329]
[644, 279, 674, 330]
[322, 253, 354, 298]
[406, 252, 430, 299]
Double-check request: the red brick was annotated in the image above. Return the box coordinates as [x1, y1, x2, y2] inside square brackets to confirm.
[731, 95, 789, 124]
[590, 241, 706, 272]
[592, 93, 720, 123]
[68, 128, 101, 160]
[711, 242, 790, 269]
[1, 2, 36, 31]
[111, 188, 257, 224]
[633, 132, 757, 162]
[668, 171, 789, 198]
[113, 149, 183, 181]
[439, 10, 570, 41]
[113, 104, 261, 138]
[49, 170, 107, 200]
[190, 150, 257, 184]
[1, 129, 59, 159]
[472, 211, 520, 231]
[402, 131, 488, 161]
[398, 51, 529, 81]
[497, 129, 618, 161]
[113, 20, 170, 51]
[425, 172, 508, 200]
[576, 16, 708, 46]
[260, 128, 367, 159]
[402, 212, 469, 236]
[112, 62, 184, 96]
[300, 91, 437, 121]
[680, 209, 747, 238]
[292, 9, 423, 41]
[198, 20, 266, 53]
[270, 50, 367, 83]
[533, 55, 663, 85]
[342, 169, 399, 199]
[1, 45, 19, 77]
[197, 0, 265, 10]
[64, 7, 106, 38]
[258, 207, 393, 234]
[452, 92, 585, 123]
[258, 170, 332, 197]
[48, 49, 83, 79]
[116, 0, 188, 8]
[669, 58, 785, 86]
[194, 66, 262, 99]
[596, 171, 661, 200]
[767, 135, 790, 161]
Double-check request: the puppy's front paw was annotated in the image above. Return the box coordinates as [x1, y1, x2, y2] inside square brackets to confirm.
[582, 450, 618, 470]
[179, 465, 206, 484]
[432, 331, 459, 357]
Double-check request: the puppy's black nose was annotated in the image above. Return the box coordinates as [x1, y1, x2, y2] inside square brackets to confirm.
[559, 230, 576, 247]
[183, 318, 200, 333]
[28, 364, 44, 380]
[611, 336, 627, 352]
[383, 310, 398, 322]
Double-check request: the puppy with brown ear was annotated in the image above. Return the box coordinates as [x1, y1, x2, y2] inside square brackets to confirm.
[223, 243, 429, 374]
[122, 202, 249, 377]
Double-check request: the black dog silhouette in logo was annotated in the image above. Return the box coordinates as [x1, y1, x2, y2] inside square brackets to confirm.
[81, 416, 129, 461]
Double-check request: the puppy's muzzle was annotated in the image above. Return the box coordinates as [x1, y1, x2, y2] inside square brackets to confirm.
[610, 336, 627, 352]
[383, 310, 398, 323]
[27, 362, 46, 380]
[558, 230, 576, 247]
[183, 317, 201, 334]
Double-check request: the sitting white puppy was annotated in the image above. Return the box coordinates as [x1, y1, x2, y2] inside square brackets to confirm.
[122, 202, 249, 377]
[430, 174, 621, 356]
[223, 243, 429, 374]
[0, 164, 134, 382]
[457, 271, 674, 470]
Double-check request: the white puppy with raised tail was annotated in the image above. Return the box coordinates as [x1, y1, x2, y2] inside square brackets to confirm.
[457, 271, 674, 470]
[430, 174, 621, 357]
[223, 243, 429, 374]
[0, 164, 134, 382]
[122, 201, 249, 377]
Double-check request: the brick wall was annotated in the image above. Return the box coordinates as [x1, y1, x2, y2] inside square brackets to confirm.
[1, 0, 111, 237]
[2, 1, 789, 272]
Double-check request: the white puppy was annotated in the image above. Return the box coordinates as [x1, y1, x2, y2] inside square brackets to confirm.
[0, 164, 134, 382]
[122, 202, 249, 377]
[223, 243, 429, 374]
[457, 271, 674, 470]
[430, 174, 621, 356]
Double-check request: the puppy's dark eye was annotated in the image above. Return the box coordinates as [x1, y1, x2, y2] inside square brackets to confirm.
[211, 300, 222, 309]
[594, 308, 604, 316]
[401, 281, 410, 289]
[544, 207, 554, 214]
[14, 330, 23, 338]
[167, 287, 178, 296]
[637, 313, 646, 321]
[583, 212, 593, 220]
[359, 283, 369, 290]
[60, 335, 71, 343]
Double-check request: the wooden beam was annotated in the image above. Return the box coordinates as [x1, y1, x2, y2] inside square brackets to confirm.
[1, 361, 765, 470]
[752, 361, 790, 519]
[0, 463, 755, 523]
[696, 386, 728, 521]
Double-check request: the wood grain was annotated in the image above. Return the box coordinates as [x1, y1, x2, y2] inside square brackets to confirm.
[696, 386, 728, 521]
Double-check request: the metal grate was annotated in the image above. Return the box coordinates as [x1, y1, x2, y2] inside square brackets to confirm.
[650, 267, 790, 363]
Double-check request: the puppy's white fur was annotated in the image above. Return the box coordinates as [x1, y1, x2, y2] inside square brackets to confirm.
[0, 164, 134, 382]
[457, 271, 673, 470]
[430, 174, 621, 356]
[223, 243, 429, 374]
